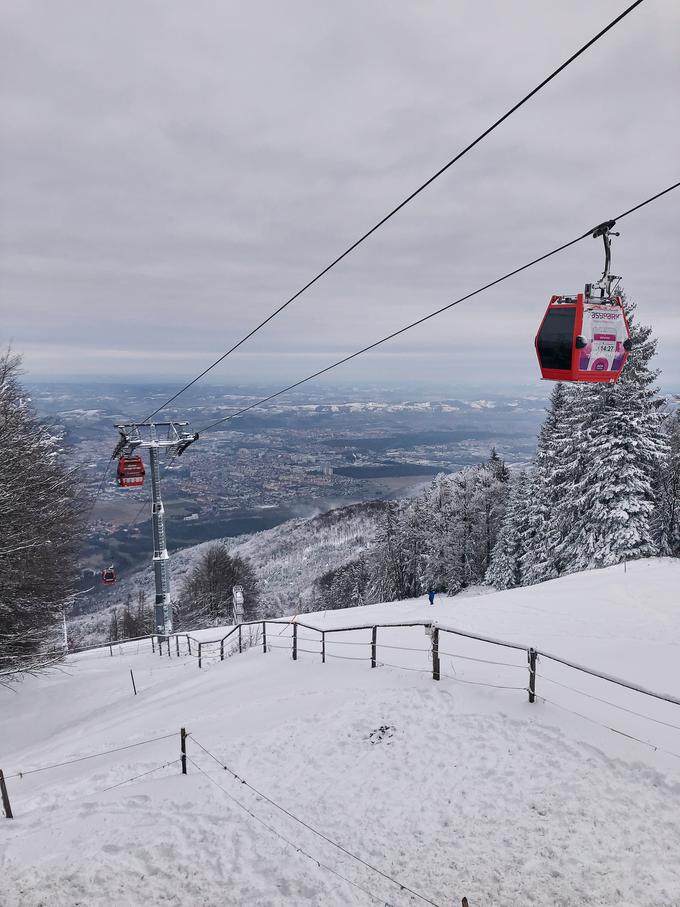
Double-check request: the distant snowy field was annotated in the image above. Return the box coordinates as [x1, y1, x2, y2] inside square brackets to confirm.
[2, 558, 680, 906]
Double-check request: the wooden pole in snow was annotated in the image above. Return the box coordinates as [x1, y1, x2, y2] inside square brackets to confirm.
[528, 648, 537, 703]
[180, 728, 187, 775]
[371, 626, 377, 668]
[432, 626, 440, 681]
[0, 770, 13, 819]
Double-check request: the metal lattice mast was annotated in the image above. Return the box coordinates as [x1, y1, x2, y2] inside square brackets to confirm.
[149, 444, 172, 635]
[112, 421, 198, 637]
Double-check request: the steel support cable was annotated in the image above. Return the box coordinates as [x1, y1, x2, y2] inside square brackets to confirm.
[187, 757, 388, 906]
[141, 0, 646, 424]
[197, 180, 680, 434]
[82, 455, 115, 524]
[189, 737, 443, 907]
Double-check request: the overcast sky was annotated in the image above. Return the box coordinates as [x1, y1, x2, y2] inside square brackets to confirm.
[1, 0, 679, 395]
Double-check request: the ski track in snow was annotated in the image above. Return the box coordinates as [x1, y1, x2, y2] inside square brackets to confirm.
[2, 559, 680, 906]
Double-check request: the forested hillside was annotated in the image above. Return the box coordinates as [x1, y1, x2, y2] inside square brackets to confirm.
[70, 500, 389, 644]
[65, 297, 680, 645]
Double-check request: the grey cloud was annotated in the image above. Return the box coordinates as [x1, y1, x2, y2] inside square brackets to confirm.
[1, 0, 678, 390]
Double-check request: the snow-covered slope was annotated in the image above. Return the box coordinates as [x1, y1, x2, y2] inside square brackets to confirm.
[73, 500, 386, 643]
[2, 558, 680, 906]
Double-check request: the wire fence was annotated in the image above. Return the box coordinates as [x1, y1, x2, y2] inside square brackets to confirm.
[3, 613, 680, 904]
[194, 617, 680, 763]
[4, 615, 680, 775]
[0, 724, 462, 903]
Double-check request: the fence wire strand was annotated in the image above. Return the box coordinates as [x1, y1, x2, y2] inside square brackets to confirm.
[6, 732, 178, 780]
[438, 650, 527, 670]
[189, 737, 442, 907]
[537, 674, 680, 733]
[102, 758, 182, 792]
[377, 661, 432, 674]
[187, 756, 390, 905]
[325, 652, 372, 662]
[438, 671, 528, 692]
[535, 695, 680, 760]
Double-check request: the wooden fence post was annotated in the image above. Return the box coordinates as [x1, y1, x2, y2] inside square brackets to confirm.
[220, 639, 224, 661]
[151, 636, 155, 654]
[371, 626, 377, 668]
[175, 635, 180, 656]
[432, 626, 440, 681]
[130, 669, 137, 696]
[187, 636, 192, 656]
[109, 643, 113, 657]
[180, 728, 187, 775]
[198, 642, 202, 669]
[0, 769, 13, 819]
[321, 631, 326, 664]
[292, 623, 298, 661]
[158, 636, 163, 658]
[167, 638, 171, 658]
[528, 648, 537, 703]
[262, 621, 267, 654]
[238, 625, 242, 654]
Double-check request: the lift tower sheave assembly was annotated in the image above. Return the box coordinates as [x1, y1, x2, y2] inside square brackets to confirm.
[113, 421, 198, 637]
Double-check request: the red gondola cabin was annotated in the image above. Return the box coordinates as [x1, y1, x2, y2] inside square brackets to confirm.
[117, 455, 145, 488]
[101, 566, 116, 586]
[535, 293, 631, 383]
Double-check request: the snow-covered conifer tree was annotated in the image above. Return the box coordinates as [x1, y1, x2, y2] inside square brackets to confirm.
[485, 470, 530, 588]
[559, 294, 666, 570]
[521, 382, 580, 584]
[654, 409, 680, 555]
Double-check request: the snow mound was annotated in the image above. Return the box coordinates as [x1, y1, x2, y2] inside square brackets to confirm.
[2, 558, 680, 906]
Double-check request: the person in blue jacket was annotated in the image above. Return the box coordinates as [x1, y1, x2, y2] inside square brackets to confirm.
[428, 590, 435, 606]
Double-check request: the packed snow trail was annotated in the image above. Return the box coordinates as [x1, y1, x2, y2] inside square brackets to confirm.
[2, 558, 680, 905]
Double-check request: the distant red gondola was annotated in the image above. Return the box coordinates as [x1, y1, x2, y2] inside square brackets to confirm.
[101, 565, 116, 586]
[117, 455, 145, 488]
[535, 292, 631, 383]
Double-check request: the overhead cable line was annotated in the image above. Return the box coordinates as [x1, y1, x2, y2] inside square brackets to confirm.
[140, 0, 645, 423]
[196, 180, 679, 433]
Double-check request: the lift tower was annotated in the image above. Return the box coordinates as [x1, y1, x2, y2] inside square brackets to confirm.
[113, 422, 198, 636]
